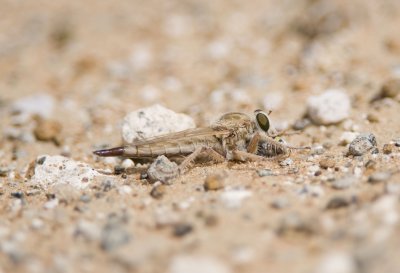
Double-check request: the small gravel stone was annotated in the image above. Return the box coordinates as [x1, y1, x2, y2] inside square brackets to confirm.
[382, 144, 395, 154]
[43, 198, 59, 209]
[348, 133, 377, 156]
[28, 155, 102, 189]
[100, 217, 131, 252]
[368, 172, 391, 184]
[169, 255, 232, 273]
[121, 159, 134, 169]
[74, 220, 101, 242]
[379, 78, 400, 99]
[393, 138, 400, 147]
[277, 212, 317, 236]
[257, 169, 274, 177]
[150, 184, 167, 199]
[147, 155, 179, 184]
[33, 118, 62, 144]
[117, 185, 132, 195]
[326, 196, 351, 209]
[271, 197, 290, 209]
[79, 194, 91, 203]
[10, 191, 24, 199]
[364, 160, 377, 170]
[279, 158, 293, 167]
[307, 89, 351, 125]
[292, 118, 311, 130]
[331, 176, 355, 190]
[366, 113, 379, 123]
[172, 223, 193, 237]
[204, 173, 225, 191]
[319, 158, 335, 169]
[312, 145, 325, 155]
[114, 165, 125, 175]
[0, 167, 11, 177]
[122, 104, 195, 143]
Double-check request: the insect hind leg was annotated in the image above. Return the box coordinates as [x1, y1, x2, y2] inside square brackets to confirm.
[178, 147, 225, 174]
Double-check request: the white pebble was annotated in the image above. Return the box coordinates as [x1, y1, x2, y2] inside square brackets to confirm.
[118, 185, 132, 195]
[74, 220, 102, 241]
[11, 93, 55, 120]
[208, 39, 231, 59]
[30, 155, 102, 189]
[129, 45, 153, 70]
[122, 104, 195, 143]
[314, 252, 356, 273]
[372, 196, 399, 226]
[139, 85, 160, 102]
[31, 218, 44, 230]
[339, 132, 358, 145]
[307, 89, 351, 125]
[44, 199, 59, 210]
[169, 255, 231, 273]
[121, 159, 134, 169]
[220, 189, 252, 209]
[353, 167, 363, 177]
[279, 158, 293, 167]
[262, 92, 283, 111]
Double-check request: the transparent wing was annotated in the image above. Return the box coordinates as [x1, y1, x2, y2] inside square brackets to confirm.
[130, 127, 231, 146]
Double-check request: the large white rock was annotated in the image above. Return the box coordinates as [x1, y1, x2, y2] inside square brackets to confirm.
[307, 90, 350, 125]
[122, 104, 195, 143]
[29, 155, 101, 189]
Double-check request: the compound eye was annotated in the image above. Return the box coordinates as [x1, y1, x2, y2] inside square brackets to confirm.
[256, 112, 270, 132]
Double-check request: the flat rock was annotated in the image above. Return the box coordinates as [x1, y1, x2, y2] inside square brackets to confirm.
[307, 90, 350, 125]
[28, 155, 102, 189]
[122, 104, 195, 143]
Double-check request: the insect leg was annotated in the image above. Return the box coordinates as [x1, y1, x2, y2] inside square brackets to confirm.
[247, 132, 261, 154]
[232, 150, 274, 162]
[178, 147, 225, 174]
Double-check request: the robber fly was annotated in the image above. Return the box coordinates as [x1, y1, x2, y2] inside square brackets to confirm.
[93, 110, 308, 173]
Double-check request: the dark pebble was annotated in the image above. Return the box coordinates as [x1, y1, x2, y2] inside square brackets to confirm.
[172, 223, 193, 237]
[80, 194, 91, 203]
[326, 196, 351, 209]
[10, 191, 24, 199]
[150, 184, 166, 199]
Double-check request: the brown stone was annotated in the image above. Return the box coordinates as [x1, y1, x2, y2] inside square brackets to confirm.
[204, 173, 225, 191]
[319, 158, 336, 169]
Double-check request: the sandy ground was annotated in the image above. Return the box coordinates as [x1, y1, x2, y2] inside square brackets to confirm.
[1, 0, 400, 272]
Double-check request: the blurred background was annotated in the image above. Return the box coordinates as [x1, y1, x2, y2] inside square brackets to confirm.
[1, 1, 400, 272]
[2, 0, 399, 114]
